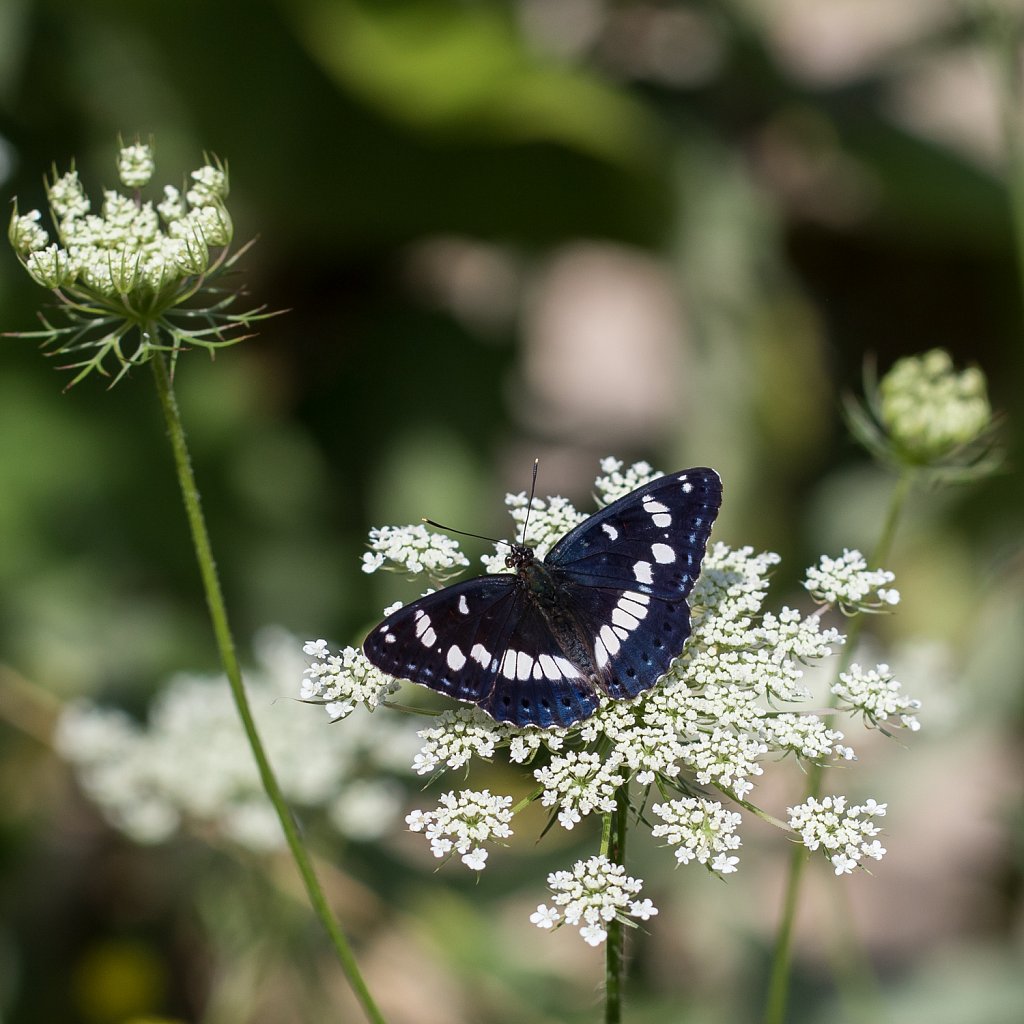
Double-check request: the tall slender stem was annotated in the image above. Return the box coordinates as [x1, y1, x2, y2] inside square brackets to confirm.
[604, 784, 630, 1024]
[149, 353, 386, 1024]
[763, 469, 913, 1024]
[991, 7, 1024, 332]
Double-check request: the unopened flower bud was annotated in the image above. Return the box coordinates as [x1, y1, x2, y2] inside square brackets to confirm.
[9, 208, 49, 254]
[879, 349, 991, 461]
[117, 143, 155, 188]
[25, 244, 74, 289]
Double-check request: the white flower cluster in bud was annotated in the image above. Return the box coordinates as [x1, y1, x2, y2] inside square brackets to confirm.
[9, 144, 231, 298]
[879, 348, 992, 460]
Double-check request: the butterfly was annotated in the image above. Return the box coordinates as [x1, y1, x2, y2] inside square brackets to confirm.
[362, 468, 722, 729]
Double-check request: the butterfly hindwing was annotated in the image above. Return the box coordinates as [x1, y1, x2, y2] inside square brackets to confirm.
[554, 578, 691, 701]
[363, 576, 599, 728]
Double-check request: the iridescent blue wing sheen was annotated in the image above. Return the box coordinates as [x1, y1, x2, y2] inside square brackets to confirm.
[545, 468, 722, 700]
[362, 576, 600, 728]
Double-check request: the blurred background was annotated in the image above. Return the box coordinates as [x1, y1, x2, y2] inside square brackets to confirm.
[1, 1, 1022, 1022]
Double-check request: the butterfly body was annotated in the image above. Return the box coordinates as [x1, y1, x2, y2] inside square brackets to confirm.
[364, 468, 722, 729]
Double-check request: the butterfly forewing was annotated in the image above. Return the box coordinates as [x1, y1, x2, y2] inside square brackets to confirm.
[545, 468, 721, 702]
[362, 467, 722, 728]
[546, 468, 722, 599]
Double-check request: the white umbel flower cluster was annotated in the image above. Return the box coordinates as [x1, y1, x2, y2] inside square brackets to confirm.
[531, 854, 656, 946]
[361, 523, 470, 578]
[832, 663, 922, 731]
[787, 796, 887, 875]
[57, 630, 416, 850]
[117, 143, 156, 187]
[322, 457, 921, 944]
[412, 707, 503, 774]
[406, 789, 514, 870]
[480, 493, 587, 572]
[650, 797, 743, 874]
[594, 457, 663, 505]
[804, 550, 900, 614]
[300, 640, 400, 720]
[535, 750, 626, 829]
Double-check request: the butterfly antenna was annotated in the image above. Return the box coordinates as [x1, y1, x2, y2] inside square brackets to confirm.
[521, 457, 540, 546]
[422, 518, 509, 548]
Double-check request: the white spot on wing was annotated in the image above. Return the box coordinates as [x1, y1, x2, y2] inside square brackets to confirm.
[554, 656, 580, 678]
[385, 633, 396, 644]
[644, 498, 669, 513]
[414, 613, 431, 637]
[651, 542, 675, 564]
[653, 512, 671, 527]
[516, 651, 534, 680]
[421, 626, 437, 647]
[447, 645, 467, 670]
[612, 607, 640, 631]
[633, 560, 653, 584]
[458, 595, 469, 615]
[594, 637, 609, 669]
[470, 643, 490, 667]
[619, 595, 649, 619]
[538, 654, 560, 680]
[600, 623, 621, 656]
[612, 625, 629, 640]
[602, 523, 619, 540]
[500, 650, 517, 678]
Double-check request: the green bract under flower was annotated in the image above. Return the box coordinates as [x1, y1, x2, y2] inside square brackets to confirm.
[8, 141, 272, 387]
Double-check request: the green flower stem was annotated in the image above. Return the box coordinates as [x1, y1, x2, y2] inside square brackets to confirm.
[990, 7, 1024, 328]
[763, 469, 913, 1024]
[149, 352, 386, 1024]
[604, 784, 630, 1024]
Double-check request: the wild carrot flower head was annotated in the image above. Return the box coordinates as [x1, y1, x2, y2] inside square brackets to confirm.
[8, 139, 271, 387]
[303, 457, 921, 945]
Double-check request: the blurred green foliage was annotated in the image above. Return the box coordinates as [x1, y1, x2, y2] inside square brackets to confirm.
[1, 1, 1022, 1022]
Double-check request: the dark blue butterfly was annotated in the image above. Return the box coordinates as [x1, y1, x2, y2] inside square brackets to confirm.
[362, 468, 722, 729]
